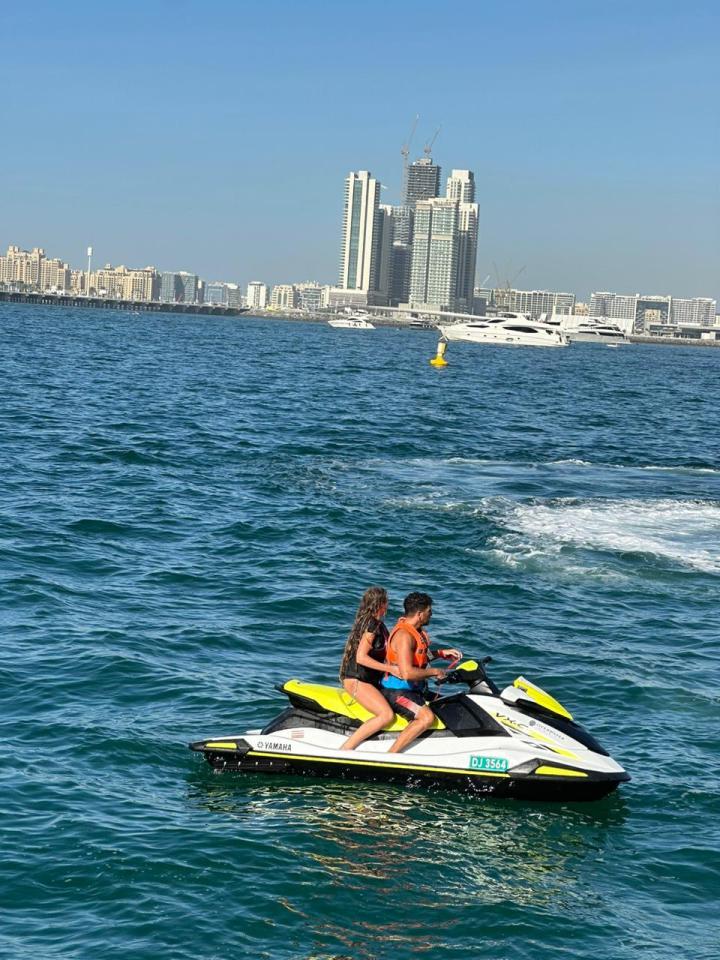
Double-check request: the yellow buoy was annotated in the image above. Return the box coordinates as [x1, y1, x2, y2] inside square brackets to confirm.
[430, 339, 448, 367]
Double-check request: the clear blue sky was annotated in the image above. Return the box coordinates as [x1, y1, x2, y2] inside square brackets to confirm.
[2, 0, 718, 301]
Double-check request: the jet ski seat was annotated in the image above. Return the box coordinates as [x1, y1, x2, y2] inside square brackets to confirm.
[280, 679, 445, 732]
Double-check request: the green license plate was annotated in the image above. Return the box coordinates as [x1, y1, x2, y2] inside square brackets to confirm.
[469, 755, 509, 772]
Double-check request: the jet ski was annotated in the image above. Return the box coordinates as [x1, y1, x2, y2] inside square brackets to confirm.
[189, 658, 630, 802]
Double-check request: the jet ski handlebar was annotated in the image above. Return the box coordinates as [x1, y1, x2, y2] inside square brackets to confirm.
[441, 655, 501, 695]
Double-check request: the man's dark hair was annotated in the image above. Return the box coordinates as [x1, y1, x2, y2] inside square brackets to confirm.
[404, 592, 432, 616]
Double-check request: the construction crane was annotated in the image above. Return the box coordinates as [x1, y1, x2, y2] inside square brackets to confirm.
[401, 115, 419, 172]
[400, 114, 419, 203]
[492, 262, 526, 309]
[423, 125, 442, 158]
[492, 262, 526, 291]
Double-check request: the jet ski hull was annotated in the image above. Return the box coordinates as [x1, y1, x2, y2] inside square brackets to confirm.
[193, 739, 626, 802]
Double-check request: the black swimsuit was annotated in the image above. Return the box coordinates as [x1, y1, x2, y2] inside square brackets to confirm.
[341, 616, 389, 687]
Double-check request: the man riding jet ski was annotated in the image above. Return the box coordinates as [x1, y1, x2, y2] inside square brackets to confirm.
[189, 658, 630, 802]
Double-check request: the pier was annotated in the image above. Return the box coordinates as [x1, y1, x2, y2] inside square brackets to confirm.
[0, 290, 249, 317]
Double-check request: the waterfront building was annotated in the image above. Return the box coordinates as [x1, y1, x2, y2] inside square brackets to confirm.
[204, 282, 226, 305]
[39, 257, 71, 292]
[409, 197, 460, 310]
[589, 292, 717, 334]
[377, 205, 411, 305]
[246, 281, 269, 310]
[70, 269, 86, 294]
[295, 282, 328, 312]
[444, 171, 479, 311]
[160, 271, 198, 303]
[270, 284, 298, 309]
[589, 292, 639, 333]
[494, 288, 576, 317]
[337, 170, 384, 298]
[226, 284, 243, 308]
[455, 205, 479, 311]
[389, 241, 413, 306]
[159, 270, 199, 303]
[0, 245, 45, 287]
[670, 297, 716, 325]
[634, 295, 671, 332]
[91, 264, 158, 301]
[375, 205, 395, 302]
[204, 281, 235, 306]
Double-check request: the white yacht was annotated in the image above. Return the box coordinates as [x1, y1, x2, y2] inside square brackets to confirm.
[566, 319, 627, 344]
[438, 312, 568, 348]
[545, 314, 628, 344]
[327, 311, 375, 329]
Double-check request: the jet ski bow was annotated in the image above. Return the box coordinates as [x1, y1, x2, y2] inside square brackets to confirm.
[189, 658, 630, 802]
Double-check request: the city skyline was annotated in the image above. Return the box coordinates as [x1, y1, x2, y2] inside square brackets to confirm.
[2, 1, 718, 302]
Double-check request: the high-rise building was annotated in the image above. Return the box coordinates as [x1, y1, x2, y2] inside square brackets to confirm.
[444, 171, 479, 311]
[246, 281, 269, 309]
[404, 157, 441, 207]
[337, 170, 384, 295]
[375, 206, 394, 302]
[445, 169, 475, 203]
[453, 203, 478, 312]
[409, 197, 460, 310]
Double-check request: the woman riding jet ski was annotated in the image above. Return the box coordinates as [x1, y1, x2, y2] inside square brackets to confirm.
[189, 657, 630, 802]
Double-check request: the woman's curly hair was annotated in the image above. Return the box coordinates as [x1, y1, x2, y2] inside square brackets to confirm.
[339, 586, 388, 681]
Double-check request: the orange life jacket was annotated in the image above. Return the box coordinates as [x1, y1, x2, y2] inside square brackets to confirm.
[385, 617, 430, 676]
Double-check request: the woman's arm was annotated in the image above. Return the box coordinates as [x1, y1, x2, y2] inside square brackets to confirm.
[355, 631, 398, 675]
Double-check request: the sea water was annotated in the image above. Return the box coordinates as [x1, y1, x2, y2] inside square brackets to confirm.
[1, 306, 718, 959]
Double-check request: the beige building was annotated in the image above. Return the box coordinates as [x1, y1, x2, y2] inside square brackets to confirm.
[39, 258, 72, 292]
[91, 264, 158, 300]
[0, 245, 46, 287]
[270, 284, 298, 309]
[0, 244, 160, 298]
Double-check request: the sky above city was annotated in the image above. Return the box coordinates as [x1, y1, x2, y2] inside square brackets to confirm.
[3, 0, 718, 301]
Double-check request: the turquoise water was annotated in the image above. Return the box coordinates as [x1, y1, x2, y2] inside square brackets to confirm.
[1, 306, 719, 959]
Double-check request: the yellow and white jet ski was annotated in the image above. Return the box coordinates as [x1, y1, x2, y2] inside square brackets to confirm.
[189, 658, 630, 802]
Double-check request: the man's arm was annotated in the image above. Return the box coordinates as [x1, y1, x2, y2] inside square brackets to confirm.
[395, 631, 445, 682]
[429, 646, 463, 662]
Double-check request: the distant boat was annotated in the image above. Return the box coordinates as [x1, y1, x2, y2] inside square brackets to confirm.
[547, 314, 628, 344]
[408, 318, 434, 329]
[328, 314, 375, 329]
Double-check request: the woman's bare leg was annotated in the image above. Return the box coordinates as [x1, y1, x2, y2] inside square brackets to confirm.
[340, 680, 395, 750]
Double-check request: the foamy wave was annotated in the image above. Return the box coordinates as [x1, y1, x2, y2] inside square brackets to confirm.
[358, 455, 719, 476]
[494, 498, 720, 574]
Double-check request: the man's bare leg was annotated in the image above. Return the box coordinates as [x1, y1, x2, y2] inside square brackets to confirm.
[388, 706, 434, 753]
